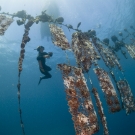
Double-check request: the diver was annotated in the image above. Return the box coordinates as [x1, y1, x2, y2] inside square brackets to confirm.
[35, 46, 53, 85]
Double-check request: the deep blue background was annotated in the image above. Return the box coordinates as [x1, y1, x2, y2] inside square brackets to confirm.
[0, 0, 135, 135]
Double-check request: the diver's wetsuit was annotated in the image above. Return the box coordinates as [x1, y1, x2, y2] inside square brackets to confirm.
[37, 52, 52, 80]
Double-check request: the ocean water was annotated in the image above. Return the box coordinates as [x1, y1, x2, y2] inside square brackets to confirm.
[0, 0, 135, 135]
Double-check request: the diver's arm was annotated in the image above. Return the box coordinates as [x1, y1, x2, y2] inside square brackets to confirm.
[43, 55, 50, 58]
[43, 52, 53, 58]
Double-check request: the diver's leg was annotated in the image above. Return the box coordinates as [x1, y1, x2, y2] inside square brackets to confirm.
[38, 76, 42, 85]
[38, 69, 52, 85]
[38, 68, 46, 85]
[44, 64, 52, 71]
[41, 71, 52, 79]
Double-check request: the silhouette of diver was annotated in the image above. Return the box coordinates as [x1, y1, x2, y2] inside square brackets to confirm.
[35, 46, 53, 85]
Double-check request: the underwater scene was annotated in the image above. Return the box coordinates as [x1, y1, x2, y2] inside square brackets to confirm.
[0, 0, 135, 135]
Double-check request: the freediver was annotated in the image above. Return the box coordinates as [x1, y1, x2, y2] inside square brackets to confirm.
[35, 46, 53, 85]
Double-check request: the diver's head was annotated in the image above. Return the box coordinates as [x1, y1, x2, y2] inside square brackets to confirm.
[35, 46, 45, 52]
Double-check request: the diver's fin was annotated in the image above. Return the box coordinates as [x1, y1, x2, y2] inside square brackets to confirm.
[38, 77, 42, 85]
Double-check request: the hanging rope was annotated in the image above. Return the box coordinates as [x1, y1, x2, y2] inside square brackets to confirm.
[92, 88, 109, 135]
[17, 80, 25, 135]
[64, 50, 70, 65]
[117, 80, 135, 114]
[17, 19, 34, 135]
[86, 73, 93, 88]
[57, 64, 99, 135]
[0, 15, 13, 35]
[94, 68, 121, 113]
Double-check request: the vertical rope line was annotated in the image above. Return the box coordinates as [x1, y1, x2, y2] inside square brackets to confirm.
[64, 50, 70, 65]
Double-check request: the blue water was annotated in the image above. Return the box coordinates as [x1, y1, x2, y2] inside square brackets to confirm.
[0, 0, 135, 135]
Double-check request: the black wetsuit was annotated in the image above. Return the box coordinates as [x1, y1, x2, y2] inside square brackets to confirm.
[37, 52, 52, 79]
